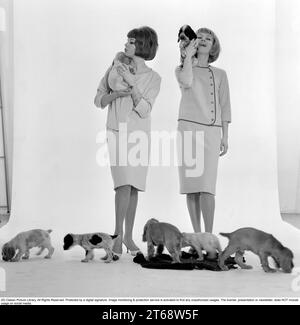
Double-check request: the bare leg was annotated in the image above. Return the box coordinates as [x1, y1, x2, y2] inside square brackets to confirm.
[113, 185, 131, 254]
[123, 187, 140, 252]
[186, 193, 201, 232]
[200, 192, 215, 233]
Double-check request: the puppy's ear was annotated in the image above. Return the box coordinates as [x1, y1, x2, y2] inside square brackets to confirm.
[142, 224, 148, 242]
[63, 234, 73, 250]
[89, 234, 102, 245]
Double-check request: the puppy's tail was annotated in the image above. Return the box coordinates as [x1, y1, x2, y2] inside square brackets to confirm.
[219, 232, 232, 239]
[47, 229, 53, 234]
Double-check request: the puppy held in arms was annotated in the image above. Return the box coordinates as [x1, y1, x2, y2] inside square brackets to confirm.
[142, 218, 183, 263]
[63, 232, 119, 263]
[218, 227, 294, 273]
[182, 232, 222, 261]
[2, 229, 54, 262]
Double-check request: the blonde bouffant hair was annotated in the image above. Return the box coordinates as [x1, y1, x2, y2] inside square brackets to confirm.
[196, 27, 221, 63]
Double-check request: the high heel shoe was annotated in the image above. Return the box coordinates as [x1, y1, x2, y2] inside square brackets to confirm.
[122, 240, 141, 256]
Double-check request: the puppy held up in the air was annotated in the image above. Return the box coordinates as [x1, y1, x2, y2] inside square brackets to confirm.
[182, 232, 222, 261]
[142, 218, 183, 263]
[2, 229, 54, 262]
[218, 227, 294, 273]
[63, 232, 119, 263]
[177, 24, 198, 66]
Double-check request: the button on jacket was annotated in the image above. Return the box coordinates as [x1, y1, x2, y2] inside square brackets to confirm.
[175, 65, 231, 127]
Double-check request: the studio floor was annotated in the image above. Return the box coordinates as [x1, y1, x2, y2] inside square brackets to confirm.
[0, 246, 300, 299]
[0, 214, 299, 299]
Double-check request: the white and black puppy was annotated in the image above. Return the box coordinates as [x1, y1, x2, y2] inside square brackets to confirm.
[63, 232, 119, 263]
[177, 24, 198, 65]
[2, 229, 54, 262]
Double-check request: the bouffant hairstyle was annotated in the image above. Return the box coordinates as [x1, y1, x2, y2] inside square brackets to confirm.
[196, 27, 221, 63]
[127, 26, 158, 61]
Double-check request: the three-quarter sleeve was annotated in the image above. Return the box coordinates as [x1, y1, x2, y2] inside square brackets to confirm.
[175, 65, 193, 88]
[133, 74, 161, 119]
[219, 71, 231, 123]
[94, 67, 112, 109]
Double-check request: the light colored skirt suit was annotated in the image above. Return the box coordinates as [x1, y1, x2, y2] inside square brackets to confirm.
[97, 67, 161, 191]
[175, 65, 231, 195]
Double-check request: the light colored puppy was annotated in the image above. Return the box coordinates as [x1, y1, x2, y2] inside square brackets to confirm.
[63, 232, 119, 263]
[218, 227, 294, 273]
[142, 218, 183, 263]
[2, 229, 54, 262]
[182, 232, 222, 261]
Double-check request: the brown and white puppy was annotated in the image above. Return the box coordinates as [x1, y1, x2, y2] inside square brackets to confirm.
[142, 218, 183, 263]
[63, 232, 118, 263]
[218, 227, 294, 273]
[2, 229, 54, 262]
[182, 232, 222, 261]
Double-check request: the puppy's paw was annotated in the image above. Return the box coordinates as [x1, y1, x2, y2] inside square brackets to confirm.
[44, 255, 52, 259]
[240, 264, 253, 270]
[22, 256, 29, 260]
[81, 259, 89, 263]
[219, 265, 229, 271]
[263, 267, 277, 273]
[104, 259, 112, 263]
[11, 258, 20, 262]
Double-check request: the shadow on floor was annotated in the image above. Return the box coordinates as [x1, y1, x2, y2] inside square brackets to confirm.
[281, 213, 300, 230]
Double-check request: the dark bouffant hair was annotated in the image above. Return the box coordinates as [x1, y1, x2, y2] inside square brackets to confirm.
[127, 26, 158, 61]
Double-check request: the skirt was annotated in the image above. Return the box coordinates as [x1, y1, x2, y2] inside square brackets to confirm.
[107, 128, 150, 191]
[177, 120, 221, 195]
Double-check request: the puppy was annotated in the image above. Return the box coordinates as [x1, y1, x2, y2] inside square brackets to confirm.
[142, 218, 183, 263]
[2, 229, 54, 262]
[218, 227, 294, 273]
[177, 24, 197, 65]
[63, 232, 118, 263]
[108, 51, 137, 91]
[182, 232, 222, 261]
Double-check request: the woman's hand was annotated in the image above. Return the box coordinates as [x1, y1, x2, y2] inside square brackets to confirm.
[220, 136, 228, 156]
[114, 88, 133, 99]
[184, 39, 198, 59]
[116, 64, 136, 87]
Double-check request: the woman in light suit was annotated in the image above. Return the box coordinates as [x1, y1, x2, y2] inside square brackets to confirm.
[94, 26, 161, 259]
[176, 27, 231, 233]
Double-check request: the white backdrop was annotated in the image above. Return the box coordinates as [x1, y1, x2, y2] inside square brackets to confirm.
[276, 0, 300, 214]
[1, 0, 300, 254]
